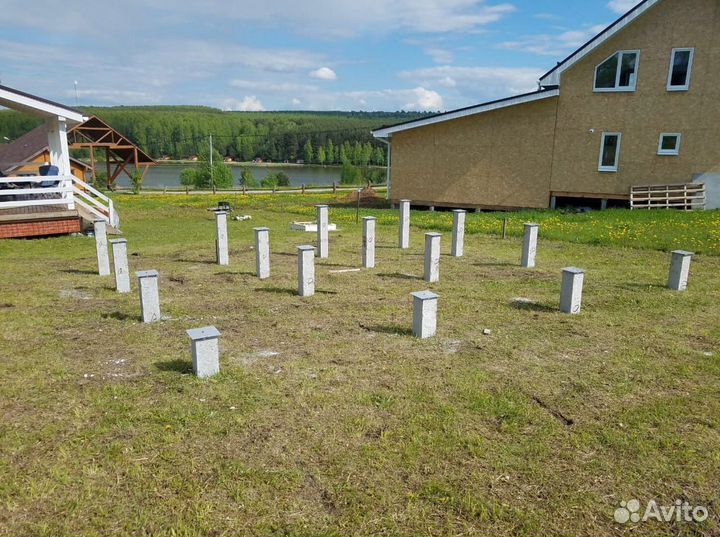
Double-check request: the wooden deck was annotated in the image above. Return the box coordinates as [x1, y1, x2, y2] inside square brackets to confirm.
[0, 204, 78, 223]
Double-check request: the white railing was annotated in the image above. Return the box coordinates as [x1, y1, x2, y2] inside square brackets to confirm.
[70, 176, 118, 228]
[0, 174, 119, 228]
[0, 175, 74, 209]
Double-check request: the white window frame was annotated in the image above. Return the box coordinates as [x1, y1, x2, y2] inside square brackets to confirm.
[657, 133, 682, 156]
[598, 132, 622, 172]
[667, 48, 694, 91]
[593, 50, 641, 93]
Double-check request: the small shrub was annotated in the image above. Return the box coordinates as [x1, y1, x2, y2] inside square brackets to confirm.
[131, 170, 144, 194]
[180, 168, 196, 194]
[239, 168, 258, 188]
[93, 171, 109, 190]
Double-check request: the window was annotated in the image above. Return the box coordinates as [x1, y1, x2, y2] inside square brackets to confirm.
[658, 133, 681, 155]
[594, 51, 639, 92]
[667, 48, 694, 91]
[598, 133, 622, 172]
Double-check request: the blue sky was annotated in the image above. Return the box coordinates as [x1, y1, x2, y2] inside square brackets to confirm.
[0, 0, 642, 112]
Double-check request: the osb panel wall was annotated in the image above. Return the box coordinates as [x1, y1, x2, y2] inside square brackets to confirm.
[391, 97, 559, 209]
[551, 0, 720, 196]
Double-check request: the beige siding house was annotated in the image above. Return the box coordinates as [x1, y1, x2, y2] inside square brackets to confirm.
[373, 0, 720, 210]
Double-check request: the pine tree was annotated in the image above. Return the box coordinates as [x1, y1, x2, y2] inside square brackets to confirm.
[317, 146, 326, 165]
[352, 141, 363, 165]
[303, 140, 314, 163]
[373, 146, 385, 166]
[360, 142, 373, 166]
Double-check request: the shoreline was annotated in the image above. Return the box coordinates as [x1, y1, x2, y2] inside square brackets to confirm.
[83, 159, 386, 170]
[112, 185, 388, 195]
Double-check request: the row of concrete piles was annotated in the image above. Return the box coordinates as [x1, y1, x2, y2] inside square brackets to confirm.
[91, 201, 696, 376]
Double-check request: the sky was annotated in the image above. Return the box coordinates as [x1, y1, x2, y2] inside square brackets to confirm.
[0, 0, 643, 113]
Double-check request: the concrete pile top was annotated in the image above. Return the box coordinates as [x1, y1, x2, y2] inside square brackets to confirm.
[412, 290, 439, 301]
[186, 326, 221, 341]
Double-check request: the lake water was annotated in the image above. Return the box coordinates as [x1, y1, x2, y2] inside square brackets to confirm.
[113, 164, 346, 189]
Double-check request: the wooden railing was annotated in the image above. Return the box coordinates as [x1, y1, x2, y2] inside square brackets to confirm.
[630, 183, 706, 211]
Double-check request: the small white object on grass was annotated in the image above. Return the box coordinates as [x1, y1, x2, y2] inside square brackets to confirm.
[560, 267, 585, 314]
[412, 290, 439, 339]
[521, 223, 539, 268]
[215, 211, 229, 266]
[94, 219, 111, 276]
[136, 270, 161, 323]
[297, 245, 315, 296]
[110, 238, 130, 293]
[424, 233, 441, 283]
[451, 210, 466, 257]
[187, 326, 221, 378]
[668, 250, 693, 291]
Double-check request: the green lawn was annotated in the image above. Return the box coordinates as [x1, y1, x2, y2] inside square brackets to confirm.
[0, 194, 718, 536]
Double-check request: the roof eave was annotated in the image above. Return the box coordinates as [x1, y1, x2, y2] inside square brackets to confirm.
[372, 89, 559, 138]
[0, 85, 84, 124]
[539, 0, 660, 87]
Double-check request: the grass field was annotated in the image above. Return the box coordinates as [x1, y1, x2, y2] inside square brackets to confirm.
[0, 194, 718, 536]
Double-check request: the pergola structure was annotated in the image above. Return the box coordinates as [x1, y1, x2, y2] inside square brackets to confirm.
[67, 116, 155, 189]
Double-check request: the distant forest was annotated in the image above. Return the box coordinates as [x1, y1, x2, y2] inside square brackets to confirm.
[0, 107, 430, 166]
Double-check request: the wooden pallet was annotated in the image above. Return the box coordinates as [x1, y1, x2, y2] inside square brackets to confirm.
[630, 183, 705, 210]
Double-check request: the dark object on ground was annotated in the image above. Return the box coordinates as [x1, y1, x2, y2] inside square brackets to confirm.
[207, 201, 233, 213]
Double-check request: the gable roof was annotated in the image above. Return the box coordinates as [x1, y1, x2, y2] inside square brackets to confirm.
[68, 115, 155, 165]
[372, 88, 559, 138]
[539, 0, 661, 87]
[372, 0, 662, 138]
[0, 85, 85, 124]
[0, 124, 90, 175]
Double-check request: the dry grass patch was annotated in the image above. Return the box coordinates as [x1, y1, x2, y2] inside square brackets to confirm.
[0, 196, 718, 536]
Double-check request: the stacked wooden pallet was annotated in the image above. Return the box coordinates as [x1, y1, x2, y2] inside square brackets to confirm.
[630, 183, 706, 210]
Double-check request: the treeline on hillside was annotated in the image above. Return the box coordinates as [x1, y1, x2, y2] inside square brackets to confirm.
[0, 107, 428, 165]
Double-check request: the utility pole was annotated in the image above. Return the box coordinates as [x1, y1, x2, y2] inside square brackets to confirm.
[74, 81, 78, 106]
[209, 134, 216, 194]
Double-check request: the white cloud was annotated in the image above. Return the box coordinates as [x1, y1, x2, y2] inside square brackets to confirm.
[0, 35, 328, 107]
[0, 1, 522, 111]
[0, 0, 516, 39]
[438, 77, 457, 88]
[496, 25, 607, 56]
[607, 0, 643, 14]
[141, 40, 324, 73]
[221, 96, 265, 112]
[400, 66, 543, 98]
[309, 67, 337, 81]
[230, 80, 318, 93]
[69, 88, 161, 105]
[345, 87, 443, 111]
[424, 47, 454, 64]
